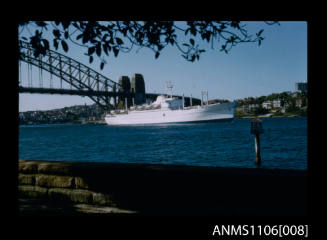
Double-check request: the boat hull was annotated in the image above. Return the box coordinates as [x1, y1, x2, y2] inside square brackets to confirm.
[105, 101, 237, 125]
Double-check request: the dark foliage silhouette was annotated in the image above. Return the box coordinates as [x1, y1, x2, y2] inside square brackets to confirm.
[19, 21, 279, 70]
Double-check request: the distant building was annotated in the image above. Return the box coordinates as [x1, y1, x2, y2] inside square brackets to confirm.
[272, 99, 282, 108]
[240, 104, 259, 112]
[262, 101, 272, 109]
[295, 82, 307, 93]
[283, 102, 291, 108]
[241, 105, 249, 112]
[249, 104, 259, 110]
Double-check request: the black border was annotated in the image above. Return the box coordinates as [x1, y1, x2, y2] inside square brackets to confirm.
[9, 10, 314, 239]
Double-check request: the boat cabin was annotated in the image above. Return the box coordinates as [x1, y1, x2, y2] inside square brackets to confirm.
[152, 95, 183, 110]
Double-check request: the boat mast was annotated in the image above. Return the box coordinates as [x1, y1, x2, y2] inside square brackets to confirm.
[201, 90, 209, 107]
[166, 81, 173, 98]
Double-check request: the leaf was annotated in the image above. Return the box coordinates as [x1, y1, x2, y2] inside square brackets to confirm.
[61, 40, 68, 52]
[189, 38, 195, 46]
[53, 39, 58, 50]
[42, 39, 49, 50]
[22, 36, 28, 41]
[61, 21, 71, 30]
[190, 28, 196, 36]
[113, 47, 119, 57]
[155, 51, 160, 59]
[257, 29, 264, 36]
[205, 32, 210, 42]
[53, 29, 61, 38]
[185, 28, 189, 35]
[96, 44, 101, 57]
[100, 62, 104, 70]
[76, 34, 83, 40]
[103, 44, 109, 56]
[89, 55, 93, 63]
[169, 38, 174, 45]
[35, 21, 47, 28]
[102, 34, 109, 42]
[115, 37, 123, 45]
[64, 31, 69, 39]
[182, 43, 189, 47]
[72, 22, 80, 29]
[82, 34, 89, 44]
[88, 46, 95, 55]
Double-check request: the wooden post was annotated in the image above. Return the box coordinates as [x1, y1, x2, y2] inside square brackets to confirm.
[251, 118, 264, 166]
[254, 133, 261, 166]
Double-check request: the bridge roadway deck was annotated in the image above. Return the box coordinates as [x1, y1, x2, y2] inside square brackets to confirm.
[19, 86, 201, 103]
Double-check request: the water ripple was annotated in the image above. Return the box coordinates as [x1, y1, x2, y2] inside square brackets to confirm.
[19, 117, 307, 170]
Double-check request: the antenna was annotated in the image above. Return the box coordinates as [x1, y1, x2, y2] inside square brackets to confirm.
[166, 81, 174, 98]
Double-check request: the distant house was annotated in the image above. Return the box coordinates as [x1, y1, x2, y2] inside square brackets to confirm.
[249, 104, 259, 110]
[262, 101, 272, 109]
[240, 104, 259, 112]
[241, 105, 249, 112]
[272, 99, 282, 108]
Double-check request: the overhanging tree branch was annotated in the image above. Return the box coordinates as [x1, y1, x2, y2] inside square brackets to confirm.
[18, 21, 279, 69]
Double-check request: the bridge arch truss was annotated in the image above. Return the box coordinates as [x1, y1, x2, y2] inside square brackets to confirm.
[18, 40, 125, 110]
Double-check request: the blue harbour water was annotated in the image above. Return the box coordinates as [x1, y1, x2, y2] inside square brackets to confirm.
[19, 117, 307, 170]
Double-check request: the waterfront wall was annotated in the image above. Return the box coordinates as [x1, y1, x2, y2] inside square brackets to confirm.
[18, 160, 307, 215]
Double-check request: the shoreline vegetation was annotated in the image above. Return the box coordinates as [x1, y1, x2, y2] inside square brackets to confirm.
[234, 110, 307, 119]
[236, 114, 304, 119]
[235, 90, 307, 119]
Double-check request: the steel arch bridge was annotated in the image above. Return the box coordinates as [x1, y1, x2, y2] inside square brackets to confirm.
[18, 40, 200, 111]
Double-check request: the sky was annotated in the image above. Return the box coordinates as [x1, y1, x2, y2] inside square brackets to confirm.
[18, 21, 307, 112]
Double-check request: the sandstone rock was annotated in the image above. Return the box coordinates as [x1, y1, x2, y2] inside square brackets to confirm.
[92, 193, 116, 206]
[37, 162, 73, 175]
[35, 174, 74, 188]
[18, 174, 35, 185]
[19, 162, 38, 174]
[74, 177, 89, 189]
[18, 185, 48, 198]
[48, 188, 93, 204]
